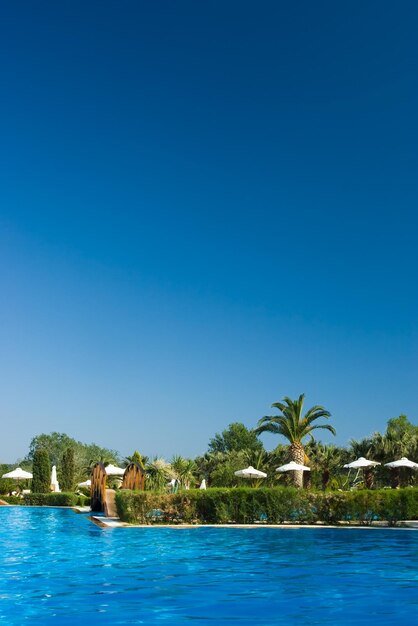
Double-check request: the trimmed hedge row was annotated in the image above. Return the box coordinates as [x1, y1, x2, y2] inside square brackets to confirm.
[115, 487, 418, 526]
[1, 493, 90, 507]
[1, 496, 22, 505]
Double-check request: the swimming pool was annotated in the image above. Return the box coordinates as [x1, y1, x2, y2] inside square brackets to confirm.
[1, 508, 417, 625]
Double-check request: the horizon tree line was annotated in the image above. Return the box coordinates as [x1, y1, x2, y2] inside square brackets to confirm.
[1, 395, 417, 494]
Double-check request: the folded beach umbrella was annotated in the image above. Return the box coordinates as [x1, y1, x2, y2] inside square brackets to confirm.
[50, 465, 60, 492]
[343, 457, 380, 469]
[234, 466, 267, 479]
[384, 457, 418, 469]
[2, 467, 33, 479]
[105, 464, 125, 476]
[199, 479, 207, 489]
[276, 461, 310, 473]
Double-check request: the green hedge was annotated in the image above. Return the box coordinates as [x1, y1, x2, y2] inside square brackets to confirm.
[115, 487, 418, 526]
[22, 492, 90, 507]
[0, 496, 22, 505]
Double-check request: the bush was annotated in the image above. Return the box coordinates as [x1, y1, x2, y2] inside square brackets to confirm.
[23, 492, 80, 507]
[115, 487, 418, 526]
[60, 448, 75, 491]
[32, 448, 51, 493]
[0, 496, 22, 505]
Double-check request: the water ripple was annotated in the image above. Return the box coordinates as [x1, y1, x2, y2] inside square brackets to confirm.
[0, 508, 417, 625]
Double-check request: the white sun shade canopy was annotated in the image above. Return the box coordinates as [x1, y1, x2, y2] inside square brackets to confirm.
[276, 461, 310, 473]
[384, 457, 418, 469]
[234, 466, 267, 478]
[2, 467, 33, 480]
[78, 479, 92, 487]
[343, 457, 380, 469]
[105, 464, 125, 476]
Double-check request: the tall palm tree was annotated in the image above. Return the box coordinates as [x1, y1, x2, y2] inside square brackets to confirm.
[255, 394, 335, 487]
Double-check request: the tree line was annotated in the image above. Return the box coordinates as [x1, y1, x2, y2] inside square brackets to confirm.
[1, 394, 417, 494]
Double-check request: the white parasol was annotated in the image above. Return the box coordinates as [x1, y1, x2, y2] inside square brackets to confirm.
[276, 461, 310, 473]
[2, 467, 33, 479]
[343, 457, 380, 469]
[105, 464, 125, 476]
[385, 457, 418, 469]
[78, 479, 91, 488]
[234, 466, 267, 479]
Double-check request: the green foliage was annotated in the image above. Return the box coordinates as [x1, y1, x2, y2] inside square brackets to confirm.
[32, 449, 51, 493]
[22, 492, 89, 506]
[60, 448, 75, 491]
[144, 458, 173, 492]
[306, 442, 346, 490]
[208, 422, 263, 455]
[170, 455, 197, 489]
[26, 432, 120, 485]
[115, 487, 418, 526]
[28, 433, 76, 466]
[0, 496, 22, 505]
[195, 447, 289, 488]
[125, 451, 146, 469]
[0, 465, 15, 495]
[256, 394, 335, 444]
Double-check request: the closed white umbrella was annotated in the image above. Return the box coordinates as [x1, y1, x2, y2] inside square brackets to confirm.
[234, 466, 267, 479]
[276, 461, 310, 472]
[343, 457, 380, 469]
[2, 467, 33, 479]
[105, 464, 125, 476]
[50, 465, 60, 492]
[199, 479, 207, 490]
[385, 457, 418, 469]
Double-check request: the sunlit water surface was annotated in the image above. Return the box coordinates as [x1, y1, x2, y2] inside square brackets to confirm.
[1, 508, 417, 625]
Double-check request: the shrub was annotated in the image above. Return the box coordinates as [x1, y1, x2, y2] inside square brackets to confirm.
[32, 448, 51, 493]
[115, 487, 418, 526]
[60, 448, 75, 491]
[23, 492, 79, 506]
[0, 496, 22, 505]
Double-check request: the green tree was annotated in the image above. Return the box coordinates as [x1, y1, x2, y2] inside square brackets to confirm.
[208, 422, 263, 455]
[27, 433, 76, 466]
[124, 451, 146, 469]
[348, 437, 376, 489]
[60, 447, 75, 491]
[144, 458, 173, 492]
[171, 455, 197, 489]
[307, 442, 343, 490]
[32, 449, 51, 493]
[255, 394, 335, 488]
[26, 432, 120, 484]
[369, 416, 418, 488]
[0, 465, 15, 495]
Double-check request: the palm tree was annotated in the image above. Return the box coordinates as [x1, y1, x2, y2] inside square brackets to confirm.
[170, 455, 197, 490]
[144, 458, 173, 492]
[255, 394, 335, 488]
[349, 438, 376, 488]
[308, 442, 342, 490]
[82, 454, 117, 479]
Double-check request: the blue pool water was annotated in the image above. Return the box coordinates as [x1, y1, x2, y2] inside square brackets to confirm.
[1, 508, 418, 625]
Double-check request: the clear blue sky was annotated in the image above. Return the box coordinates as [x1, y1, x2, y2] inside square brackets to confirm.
[1, 1, 417, 463]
